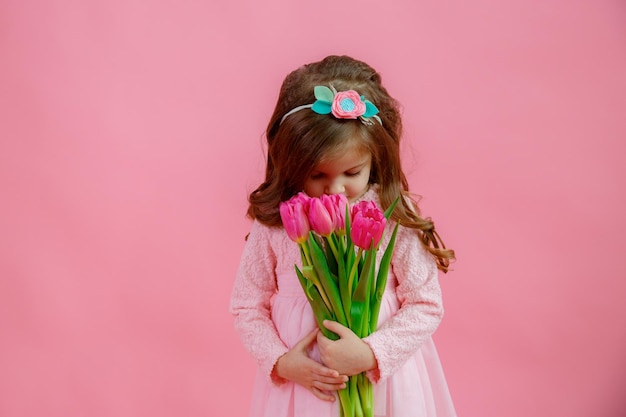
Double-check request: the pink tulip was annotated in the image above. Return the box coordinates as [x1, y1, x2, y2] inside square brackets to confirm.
[279, 197, 310, 244]
[308, 197, 335, 236]
[351, 201, 386, 249]
[291, 191, 311, 206]
[322, 193, 348, 232]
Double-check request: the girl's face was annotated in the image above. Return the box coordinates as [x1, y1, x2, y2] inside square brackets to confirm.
[303, 145, 372, 202]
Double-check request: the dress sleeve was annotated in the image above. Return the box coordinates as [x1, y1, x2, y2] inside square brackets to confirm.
[362, 225, 444, 382]
[229, 220, 289, 383]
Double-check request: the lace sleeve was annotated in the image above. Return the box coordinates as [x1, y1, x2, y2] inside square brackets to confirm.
[229, 220, 289, 382]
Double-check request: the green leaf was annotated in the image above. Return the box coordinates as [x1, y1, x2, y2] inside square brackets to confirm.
[308, 233, 348, 325]
[350, 300, 366, 339]
[323, 236, 338, 279]
[370, 221, 400, 333]
[384, 196, 401, 219]
[314, 85, 334, 102]
[336, 234, 352, 327]
[311, 101, 332, 114]
[351, 249, 375, 337]
[295, 267, 337, 339]
[363, 100, 379, 118]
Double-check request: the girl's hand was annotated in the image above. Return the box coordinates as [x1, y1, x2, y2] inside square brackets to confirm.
[316, 320, 378, 376]
[274, 328, 349, 402]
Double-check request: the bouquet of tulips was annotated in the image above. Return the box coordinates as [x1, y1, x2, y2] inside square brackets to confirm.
[279, 192, 400, 417]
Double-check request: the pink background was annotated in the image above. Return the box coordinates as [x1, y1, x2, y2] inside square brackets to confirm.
[1, 1, 625, 416]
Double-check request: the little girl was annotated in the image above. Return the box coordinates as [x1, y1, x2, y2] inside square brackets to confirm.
[230, 55, 457, 417]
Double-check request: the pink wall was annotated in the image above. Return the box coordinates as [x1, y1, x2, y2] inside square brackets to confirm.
[1, 1, 625, 416]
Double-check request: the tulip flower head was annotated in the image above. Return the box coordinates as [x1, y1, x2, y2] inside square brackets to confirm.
[308, 198, 335, 236]
[322, 193, 349, 232]
[291, 191, 311, 206]
[350, 201, 386, 250]
[279, 195, 311, 244]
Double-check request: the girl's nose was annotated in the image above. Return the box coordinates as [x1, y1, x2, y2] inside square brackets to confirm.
[325, 180, 345, 195]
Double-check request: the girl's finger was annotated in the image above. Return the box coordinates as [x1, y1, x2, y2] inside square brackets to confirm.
[313, 367, 348, 384]
[313, 365, 340, 378]
[313, 372, 348, 384]
[310, 387, 336, 402]
[294, 328, 319, 351]
[312, 380, 347, 392]
[322, 320, 353, 339]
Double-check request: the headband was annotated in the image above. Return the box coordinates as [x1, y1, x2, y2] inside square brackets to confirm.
[280, 85, 382, 125]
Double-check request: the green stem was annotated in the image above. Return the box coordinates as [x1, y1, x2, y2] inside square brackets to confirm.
[347, 247, 363, 293]
[358, 373, 373, 417]
[337, 385, 351, 417]
[300, 243, 312, 266]
[350, 376, 359, 417]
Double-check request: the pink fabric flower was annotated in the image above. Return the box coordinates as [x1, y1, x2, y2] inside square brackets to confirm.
[351, 200, 386, 249]
[331, 90, 366, 119]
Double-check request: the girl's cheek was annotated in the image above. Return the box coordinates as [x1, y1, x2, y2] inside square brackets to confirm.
[304, 184, 322, 197]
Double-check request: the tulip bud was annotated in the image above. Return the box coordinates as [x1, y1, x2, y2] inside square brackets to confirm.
[279, 198, 310, 244]
[322, 193, 348, 232]
[291, 191, 311, 206]
[350, 201, 386, 249]
[308, 197, 334, 236]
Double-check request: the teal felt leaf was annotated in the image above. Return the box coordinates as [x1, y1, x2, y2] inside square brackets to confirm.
[314, 85, 335, 103]
[312, 101, 332, 114]
[363, 101, 379, 118]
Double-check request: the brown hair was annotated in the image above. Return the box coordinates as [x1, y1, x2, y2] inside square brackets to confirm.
[247, 55, 455, 272]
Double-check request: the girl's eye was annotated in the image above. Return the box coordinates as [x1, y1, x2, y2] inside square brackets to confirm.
[310, 173, 324, 180]
[346, 171, 361, 177]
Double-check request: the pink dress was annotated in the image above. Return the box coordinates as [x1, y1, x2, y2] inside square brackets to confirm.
[230, 188, 457, 417]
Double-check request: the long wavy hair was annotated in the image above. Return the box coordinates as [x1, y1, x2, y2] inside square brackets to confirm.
[248, 55, 455, 272]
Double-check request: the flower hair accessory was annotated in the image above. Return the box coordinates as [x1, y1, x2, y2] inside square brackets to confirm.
[280, 85, 382, 125]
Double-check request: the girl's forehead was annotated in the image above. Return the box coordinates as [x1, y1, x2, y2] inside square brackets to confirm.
[318, 134, 371, 162]
[315, 147, 372, 170]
